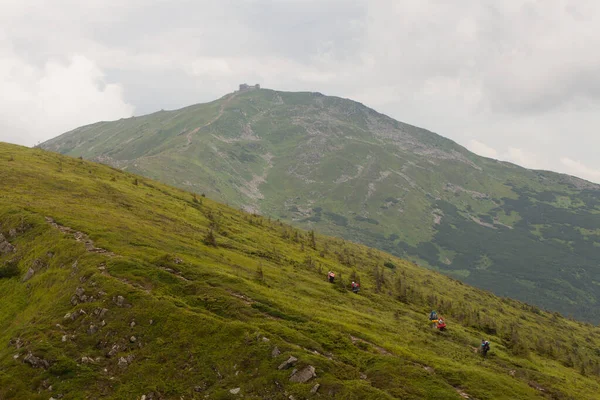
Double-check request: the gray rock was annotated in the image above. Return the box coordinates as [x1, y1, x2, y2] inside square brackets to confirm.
[289, 365, 316, 383]
[118, 357, 128, 368]
[75, 287, 85, 297]
[8, 228, 17, 238]
[271, 346, 281, 358]
[0, 234, 15, 254]
[310, 383, 320, 394]
[107, 345, 119, 358]
[88, 325, 98, 335]
[278, 356, 298, 370]
[289, 368, 298, 377]
[99, 308, 109, 318]
[130, 321, 136, 328]
[130, 336, 137, 343]
[22, 268, 35, 282]
[229, 388, 240, 395]
[23, 352, 50, 369]
[115, 296, 125, 306]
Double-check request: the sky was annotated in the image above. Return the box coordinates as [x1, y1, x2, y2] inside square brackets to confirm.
[1, 0, 600, 183]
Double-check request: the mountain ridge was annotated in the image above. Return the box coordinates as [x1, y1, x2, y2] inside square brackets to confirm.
[40, 87, 600, 322]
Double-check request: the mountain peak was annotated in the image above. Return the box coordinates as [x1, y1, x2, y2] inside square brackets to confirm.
[40, 89, 600, 323]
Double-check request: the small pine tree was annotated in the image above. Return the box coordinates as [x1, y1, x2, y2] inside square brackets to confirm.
[309, 230, 317, 250]
[203, 229, 217, 247]
[255, 263, 264, 282]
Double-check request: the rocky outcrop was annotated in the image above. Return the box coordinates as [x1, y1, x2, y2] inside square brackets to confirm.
[277, 356, 297, 370]
[0, 233, 15, 254]
[289, 365, 316, 383]
[23, 353, 50, 369]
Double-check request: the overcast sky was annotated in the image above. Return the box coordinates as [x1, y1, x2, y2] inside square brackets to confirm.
[2, 0, 600, 183]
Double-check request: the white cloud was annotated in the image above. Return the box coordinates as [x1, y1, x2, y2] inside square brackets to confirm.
[0, 44, 134, 146]
[468, 140, 498, 159]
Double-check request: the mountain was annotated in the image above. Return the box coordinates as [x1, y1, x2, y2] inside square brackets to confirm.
[3, 142, 600, 399]
[40, 87, 600, 323]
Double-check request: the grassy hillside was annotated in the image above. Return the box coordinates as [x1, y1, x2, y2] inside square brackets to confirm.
[2, 142, 600, 399]
[39, 88, 600, 323]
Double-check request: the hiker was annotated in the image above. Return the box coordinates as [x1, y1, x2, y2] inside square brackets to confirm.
[429, 310, 438, 323]
[436, 317, 447, 331]
[351, 281, 360, 293]
[481, 340, 490, 357]
[327, 271, 335, 283]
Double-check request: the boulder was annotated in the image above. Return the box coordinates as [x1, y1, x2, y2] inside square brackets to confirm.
[118, 357, 128, 368]
[23, 353, 50, 369]
[289, 365, 316, 383]
[0, 234, 15, 254]
[271, 346, 281, 358]
[22, 268, 35, 282]
[278, 356, 297, 370]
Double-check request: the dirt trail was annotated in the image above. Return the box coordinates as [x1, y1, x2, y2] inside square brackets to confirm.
[186, 92, 238, 147]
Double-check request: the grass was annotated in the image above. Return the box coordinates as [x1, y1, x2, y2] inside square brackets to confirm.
[1, 142, 600, 399]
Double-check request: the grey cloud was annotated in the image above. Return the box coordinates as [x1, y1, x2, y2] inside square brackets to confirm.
[2, 0, 600, 182]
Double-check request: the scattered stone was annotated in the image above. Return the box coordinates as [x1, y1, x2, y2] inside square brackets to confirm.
[81, 356, 95, 364]
[118, 357, 128, 368]
[13, 354, 19, 359]
[8, 228, 17, 238]
[115, 296, 125, 307]
[310, 383, 320, 394]
[76, 287, 85, 297]
[289, 365, 316, 383]
[509, 370, 516, 377]
[62, 335, 68, 342]
[194, 384, 206, 392]
[107, 345, 119, 358]
[63, 313, 72, 320]
[271, 346, 281, 358]
[278, 356, 298, 370]
[174, 257, 183, 264]
[229, 388, 240, 395]
[88, 325, 98, 335]
[126, 354, 134, 363]
[9, 338, 24, 349]
[141, 396, 146, 400]
[149, 319, 154, 325]
[289, 396, 296, 400]
[360, 373, 367, 380]
[23, 352, 50, 369]
[130, 336, 137, 343]
[261, 336, 270, 342]
[99, 308, 109, 318]
[22, 268, 35, 282]
[290, 368, 298, 377]
[101, 320, 106, 327]
[130, 321, 136, 328]
[0, 233, 15, 254]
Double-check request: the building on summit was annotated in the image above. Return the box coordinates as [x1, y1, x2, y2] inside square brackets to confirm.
[239, 83, 260, 91]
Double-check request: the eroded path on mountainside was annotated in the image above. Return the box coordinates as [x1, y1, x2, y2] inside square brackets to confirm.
[186, 92, 238, 147]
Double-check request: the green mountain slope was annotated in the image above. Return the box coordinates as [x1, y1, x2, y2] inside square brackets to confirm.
[0, 143, 600, 400]
[39, 88, 600, 323]
[2, 143, 600, 399]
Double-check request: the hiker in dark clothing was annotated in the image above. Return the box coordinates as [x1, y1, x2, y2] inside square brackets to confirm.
[327, 271, 335, 283]
[481, 340, 490, 357]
